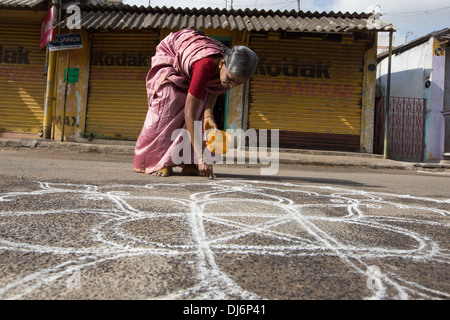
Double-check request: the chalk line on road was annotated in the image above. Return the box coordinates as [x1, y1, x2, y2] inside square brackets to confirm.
[0, 179, 449, 299]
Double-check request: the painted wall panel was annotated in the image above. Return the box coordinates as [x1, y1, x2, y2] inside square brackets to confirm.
[360, 43, 377, 153]
[377, 40, 433, 99]
[53, 29, 90, 141]
[429, 39, 446, 160]
[444, 48, 450, 154]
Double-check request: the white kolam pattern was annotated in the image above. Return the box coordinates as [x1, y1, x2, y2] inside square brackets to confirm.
[0, 180, 449, 299]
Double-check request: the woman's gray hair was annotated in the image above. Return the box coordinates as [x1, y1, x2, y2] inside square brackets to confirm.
[223, 46, 258, 79]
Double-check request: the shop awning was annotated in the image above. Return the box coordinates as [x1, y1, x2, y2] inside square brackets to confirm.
[59, 4, 397, 33]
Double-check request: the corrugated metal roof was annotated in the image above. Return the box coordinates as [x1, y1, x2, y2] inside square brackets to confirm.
[0, 0, 46, 8]
[60, 4, 396, 33]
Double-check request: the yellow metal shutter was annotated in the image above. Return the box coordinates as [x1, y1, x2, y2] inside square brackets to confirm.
[249, 35, 366, 151]
[86, 31, 159, 140]
[0, 20, 46, 135]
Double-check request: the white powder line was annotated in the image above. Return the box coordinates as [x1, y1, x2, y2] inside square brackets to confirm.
[0, 179, 449, 299]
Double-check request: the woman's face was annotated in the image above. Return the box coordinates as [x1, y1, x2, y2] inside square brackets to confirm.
[219, 60, 247, 90]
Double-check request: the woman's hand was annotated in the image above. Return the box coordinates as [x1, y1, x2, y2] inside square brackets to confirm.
[197, 161, 214, 179]
[203, 116, 218, 132]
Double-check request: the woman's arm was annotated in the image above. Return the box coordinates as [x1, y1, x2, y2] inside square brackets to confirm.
[185, 92, 213, 178]
[203, 94, 218, 131]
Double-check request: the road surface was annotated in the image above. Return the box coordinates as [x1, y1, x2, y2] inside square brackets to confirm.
[0, 149, 449, 302]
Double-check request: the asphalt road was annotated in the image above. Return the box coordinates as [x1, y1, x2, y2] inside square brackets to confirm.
[0, 149, 449, 302]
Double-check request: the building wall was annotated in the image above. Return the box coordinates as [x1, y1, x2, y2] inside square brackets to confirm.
[376, 39, 433, 99]
[53, 29, 90, 141]
[377, 38, 446, 161]
[445, 48, 450, 154]
[445, 47, 450, 109]
[361, 39, 378, 153]
[430, 38, 446, 160]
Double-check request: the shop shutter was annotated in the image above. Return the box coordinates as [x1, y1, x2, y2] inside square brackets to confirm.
[86, 31, 159, 140]
[249, 35, 366, 151]
[0, 20, 46, 135]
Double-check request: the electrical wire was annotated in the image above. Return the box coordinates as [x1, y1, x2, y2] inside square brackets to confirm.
[233, 0, 297, 8]
[154, 0, 297, 9]
[382, 6, 450, 17]
[135, 0, 450, 18]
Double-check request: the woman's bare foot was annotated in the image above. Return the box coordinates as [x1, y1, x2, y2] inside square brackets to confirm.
[153, 167, 173, 177]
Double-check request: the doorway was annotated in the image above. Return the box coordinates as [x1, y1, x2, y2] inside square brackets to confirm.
[212, 37, 232, 131]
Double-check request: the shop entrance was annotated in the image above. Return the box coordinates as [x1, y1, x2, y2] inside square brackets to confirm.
[212, 37, 232, 130]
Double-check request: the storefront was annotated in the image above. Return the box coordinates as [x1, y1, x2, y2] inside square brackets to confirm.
[249, 32, 373, 151]
[0, 3, 394, 153]
[85, 30, 159, 140]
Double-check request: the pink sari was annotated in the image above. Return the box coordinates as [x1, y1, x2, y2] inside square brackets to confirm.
[133, 29, 228, 174]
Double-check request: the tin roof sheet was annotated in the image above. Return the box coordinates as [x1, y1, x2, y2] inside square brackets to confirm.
[0, 0, 46, 8]
[60, 4, 396, 33]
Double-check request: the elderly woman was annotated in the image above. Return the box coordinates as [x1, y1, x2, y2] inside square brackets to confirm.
[133, 29, 258, 178]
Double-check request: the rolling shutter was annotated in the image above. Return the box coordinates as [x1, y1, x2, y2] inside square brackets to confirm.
[249, 35, 366, 151]
[86, 31, 158, 140]
[0, 20, 46, 134]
